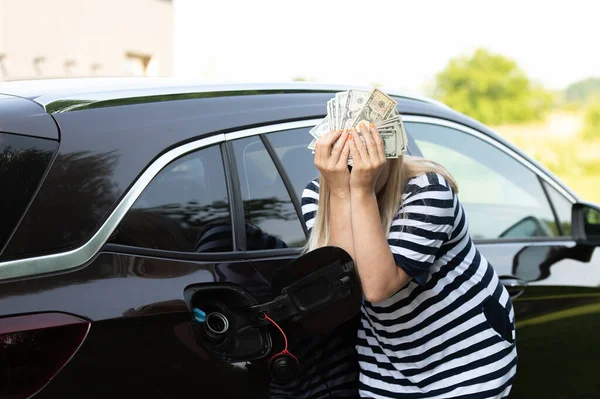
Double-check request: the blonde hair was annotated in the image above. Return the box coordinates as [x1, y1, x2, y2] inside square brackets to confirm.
[304, 155, 459, 253]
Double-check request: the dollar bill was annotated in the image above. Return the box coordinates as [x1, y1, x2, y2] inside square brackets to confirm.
[379, 123, 408, 153]
[397, 118, 408, 153]
[309, 116, 330, 139]
[350, 88, 398, 128]
[340, 89, 370, 131]
[375, 115, 400, 128]
[353, 117, 407, 157]
[327, 99, 336, 131]
[335, 91, 348, 130]
[378, 129, 399, 158]
[311, 88, 407, 163]
[380, 122, 408, 153]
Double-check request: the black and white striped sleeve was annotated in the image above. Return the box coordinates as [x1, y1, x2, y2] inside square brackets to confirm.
[388, 173, 456, 286]
[301, 179, 320, 232]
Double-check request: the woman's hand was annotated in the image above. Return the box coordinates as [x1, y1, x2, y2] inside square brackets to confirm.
[314, 129, 351, 197]
[348, 123, 386, 195]
[347, 123, 410, 303]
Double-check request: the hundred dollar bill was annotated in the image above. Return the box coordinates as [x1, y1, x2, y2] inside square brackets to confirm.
[309, 116, 330, 139]
[350, 88, 398, 128]
[307, 138, 316, 150]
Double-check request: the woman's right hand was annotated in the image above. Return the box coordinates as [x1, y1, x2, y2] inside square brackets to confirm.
[314, 129, 351, 197]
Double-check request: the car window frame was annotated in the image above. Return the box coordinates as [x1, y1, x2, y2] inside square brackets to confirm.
[540, 178, 575, 237]
[406, 115, 577, 244]
[260, 134, 307, 236]
[0, 132, 59, 256]
[103, 121, 322, 261]
[109, 119, 418, 260]
[223, 133, 308, 253]
[2, 115, 578, 281]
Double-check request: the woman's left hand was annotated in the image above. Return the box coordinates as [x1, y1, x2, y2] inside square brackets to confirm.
[348, 123, 386, 194]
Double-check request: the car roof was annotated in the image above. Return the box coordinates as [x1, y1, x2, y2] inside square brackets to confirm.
[0, 77, 450, 113]
[0, 77, 578, 204]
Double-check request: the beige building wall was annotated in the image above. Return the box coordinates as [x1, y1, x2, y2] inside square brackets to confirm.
[0, 0, 173, 81]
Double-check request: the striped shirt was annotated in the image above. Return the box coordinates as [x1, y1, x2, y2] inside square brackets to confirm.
[300, 172, 518, 399]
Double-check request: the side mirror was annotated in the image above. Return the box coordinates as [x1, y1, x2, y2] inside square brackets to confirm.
[572, 202, 600, 246]
[512, 244, 595, 282]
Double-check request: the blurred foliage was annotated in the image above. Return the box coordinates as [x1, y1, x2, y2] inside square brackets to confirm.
[565, 77, 600, 104]
[432, 48, 598, 203]
[501, 124, 600, 203]
[579, 102, 600, 140]
[587, 206, 600, 224]
[433, 48, 554, 125]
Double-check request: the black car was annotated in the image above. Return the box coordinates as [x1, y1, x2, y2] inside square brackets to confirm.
[1, 78, 599, 399]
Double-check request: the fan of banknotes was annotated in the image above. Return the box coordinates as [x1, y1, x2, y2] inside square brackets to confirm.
[307, 88, 408, 164]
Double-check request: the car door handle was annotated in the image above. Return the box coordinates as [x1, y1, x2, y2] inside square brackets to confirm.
[499, 276, 528, 299]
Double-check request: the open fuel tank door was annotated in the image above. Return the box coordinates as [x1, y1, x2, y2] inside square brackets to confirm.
[183, 246, 361, 368]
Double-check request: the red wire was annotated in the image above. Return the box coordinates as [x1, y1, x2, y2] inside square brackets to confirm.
[263, 313, 288, 351]
[263, 313, 298, 362]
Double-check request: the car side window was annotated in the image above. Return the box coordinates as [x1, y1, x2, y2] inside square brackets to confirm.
[232, 136, 306, 250]
[111, 145, 233, 252]
[0, 132, 57, 253]
[408, 122, 559, 240]
[542, 181, 573, 236]
[265, 128, 319, 200]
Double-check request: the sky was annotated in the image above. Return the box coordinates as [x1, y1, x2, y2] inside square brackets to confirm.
[173, 0, 600, 96]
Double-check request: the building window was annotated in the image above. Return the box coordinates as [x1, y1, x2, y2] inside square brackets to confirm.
[0, 54, 6, 81]
[124, 51, 155, 76]
[91, 63, 102, 75]
[64, 59, 76, 76]
[33, 56, 46, 76]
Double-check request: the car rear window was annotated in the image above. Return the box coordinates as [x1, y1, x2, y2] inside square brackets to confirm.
[0, 132, 57, 253]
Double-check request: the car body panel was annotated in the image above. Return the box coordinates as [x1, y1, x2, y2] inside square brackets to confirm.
[0, 94, 60, 140]
[476, 242, 600, 397]
[0, 79, 598, 399]
[0, 251, 275, 398]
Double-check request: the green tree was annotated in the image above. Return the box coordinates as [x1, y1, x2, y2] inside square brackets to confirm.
[565, 77, 600, 104]
[580, 102, 600, 140]
[433, 48, 553, 125]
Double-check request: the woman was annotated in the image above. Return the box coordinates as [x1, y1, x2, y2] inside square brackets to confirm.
[301, 123, 517, 398]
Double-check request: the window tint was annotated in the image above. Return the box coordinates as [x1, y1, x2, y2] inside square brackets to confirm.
[112, 145, 233, 252]
[543, 181, 573, 236]
[409, 122, 558, 240]
[232, 136, 306, 250]
[0, 132, 56, 252]
[266, 128, 319, 200]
